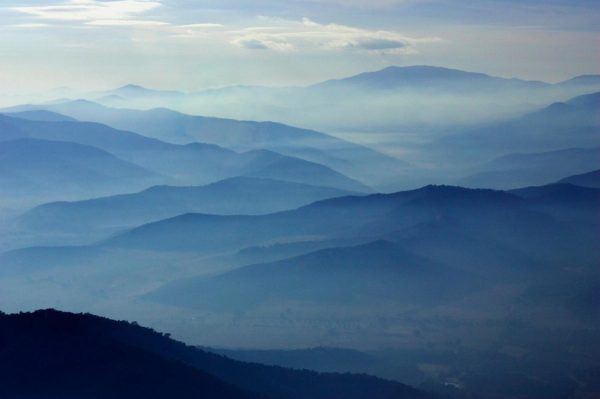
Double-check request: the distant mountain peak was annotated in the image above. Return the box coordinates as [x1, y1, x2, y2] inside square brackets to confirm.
[379, 64, 487, 75]
[314, 64, 547, 90]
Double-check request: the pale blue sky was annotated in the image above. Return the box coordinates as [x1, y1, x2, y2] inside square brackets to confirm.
[1, 0, 598, 92]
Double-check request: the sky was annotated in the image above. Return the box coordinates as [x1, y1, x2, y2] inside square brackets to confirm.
[0, 0, 599, 92]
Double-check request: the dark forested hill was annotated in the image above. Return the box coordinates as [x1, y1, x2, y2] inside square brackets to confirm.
[0, 309, 432, 399]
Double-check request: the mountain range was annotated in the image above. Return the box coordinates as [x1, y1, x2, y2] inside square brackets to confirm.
[457, 147, 600, 189]
[0, 113, 369, 208]
[436, 91, 600, 160]
[1, 64, 599, 399]
[149, 239, 480, 312]
[2, 100, 409, 187]
[1, 177, 598, 399]
[0, 138, 161, 207]
[19, 177, 355, 233]
[60, 66, 600, 102]
[99, 185, 546, 253]
[310, 65, 549, 92]
[89, 66, 600, 132]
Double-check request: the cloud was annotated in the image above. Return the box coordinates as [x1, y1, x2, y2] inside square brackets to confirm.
[304, 0, 413, 8]
[231, 17, 435, 54]
[179, 23, 224, 29]
[234, 38, 270, 50]
[86, 19, 168, 27]
[340, 37, 407, 51]
[232, 36, 294, 51]
[12, 0, 162, 23]
[7, 2, 437, 56]
[7, 23, 51, 29]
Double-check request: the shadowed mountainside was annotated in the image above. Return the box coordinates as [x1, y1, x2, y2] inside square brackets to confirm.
[0, 309, 432, 399]
[558, 169, 600, 188]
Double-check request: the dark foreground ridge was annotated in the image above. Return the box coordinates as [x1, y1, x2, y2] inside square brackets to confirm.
[0, 309, 434, 399]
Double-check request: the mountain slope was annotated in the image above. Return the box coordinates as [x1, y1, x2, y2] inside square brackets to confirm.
[312, 65, 548, 92]
[103, 185, 524, 253]
[510, 183, 600, 207]
[0, 310, 262, 399]
[206, 347, 382, 377]
[0, 114, 25, 141]
[0, 138, 161, 205]
[557, 74, 600, 88]
[149, 240, 478, 312]
[3, 110, 77, 122]
[242, 151, 370, 192]
[19, 177, 356, 232]
[0, 114, 367, 191]
[1, 100, 409, 186]
[0, 309, 431, 399]
[6, 182, 592, 279]
[100, 182, 597, 276]
[458, 147, 600, 189]
[432, 92, 600, 161]
[558, 169, 600, 188]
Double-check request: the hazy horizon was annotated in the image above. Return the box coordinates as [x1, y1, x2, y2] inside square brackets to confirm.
[5, 62, 600, 97]
[1, 0, 599, 94]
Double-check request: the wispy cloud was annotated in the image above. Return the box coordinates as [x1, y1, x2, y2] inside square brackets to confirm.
[6, 2, 437, 56]
[7, 23, 51, 29]
[12, 0, 162, 23]
[231, 17, 437, 54]
[232, 36, 295, 51]
[304, 0, 414, 8]
[86, 19, 168, 27]
[179, 23, 224, 29]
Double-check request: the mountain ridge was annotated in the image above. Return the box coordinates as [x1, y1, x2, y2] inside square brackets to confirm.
[19, 176, 357, 232]
[0, 113, 368, 192]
